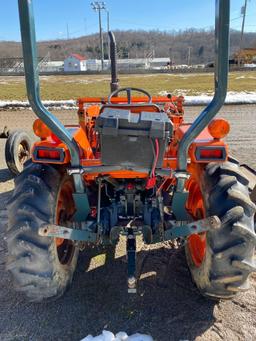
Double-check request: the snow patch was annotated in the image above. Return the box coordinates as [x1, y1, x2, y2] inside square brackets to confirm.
[158, 89, 191, 96]
[1, 91, 256, 110]
[185, 91, 256, 105]
[80, 330, 153, 341]
[157, 91, 256, 105]
[0, 99, 77, 110]
[244, 63, 256, 68]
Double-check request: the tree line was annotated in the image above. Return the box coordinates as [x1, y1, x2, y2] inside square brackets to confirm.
[0, 29, 255, 65]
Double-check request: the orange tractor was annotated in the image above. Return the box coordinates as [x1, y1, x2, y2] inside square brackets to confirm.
[6, 0, 256, 301]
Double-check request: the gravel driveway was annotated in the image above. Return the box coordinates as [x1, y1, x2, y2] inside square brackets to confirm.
[0, 105, 256, 341]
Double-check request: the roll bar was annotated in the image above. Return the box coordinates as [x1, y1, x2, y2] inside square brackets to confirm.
[177, 0, 230, 175]
[18, 0, 80, 167]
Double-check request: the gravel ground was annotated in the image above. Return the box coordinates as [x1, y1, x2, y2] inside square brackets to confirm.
[0, 105, 256, 341]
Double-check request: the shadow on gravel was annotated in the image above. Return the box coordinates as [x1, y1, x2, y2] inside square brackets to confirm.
[0, 243, 217, 341]
[0, 168, 13, 183]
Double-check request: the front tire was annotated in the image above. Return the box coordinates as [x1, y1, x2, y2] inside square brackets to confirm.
[6, 162, 79, 302]
[185, 161, 256, 299]
[5, 130, 32, 176]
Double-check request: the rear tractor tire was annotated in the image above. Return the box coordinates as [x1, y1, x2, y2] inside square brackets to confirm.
[185, 161, 256, 299]
[5, 130, 32, 176]
[6, 162, 79, 301]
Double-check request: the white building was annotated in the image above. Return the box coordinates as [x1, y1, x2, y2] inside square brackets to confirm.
[85, 58, 171, 71]
[86, 59, 102, 71]
[148, 58, 170, 69]
[117, 58, 149, 70]
[39, 61, 64, 72]
[64, 54, 87, 72]
[85, 58, 149, 71]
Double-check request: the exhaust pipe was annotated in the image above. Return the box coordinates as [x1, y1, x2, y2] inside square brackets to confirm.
[108, 31, 119, 94]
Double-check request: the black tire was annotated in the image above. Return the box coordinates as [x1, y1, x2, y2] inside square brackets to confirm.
[5, 130, 32, 176]
[6, 162, 79, 302]
[185, 161, 256, 299]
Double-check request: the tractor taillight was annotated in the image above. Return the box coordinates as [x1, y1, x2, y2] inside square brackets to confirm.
[200, 149, 222, 159]
[33, 147, 65, 163]
[195, 146, 226, 161]
[37, 149, 61, 159]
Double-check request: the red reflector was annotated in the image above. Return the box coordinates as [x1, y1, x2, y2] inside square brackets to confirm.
[37, 149, 61, 160]
[199, 148, 223, 159]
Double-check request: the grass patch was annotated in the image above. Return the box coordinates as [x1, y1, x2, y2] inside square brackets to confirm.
[0, 71, 255, 101]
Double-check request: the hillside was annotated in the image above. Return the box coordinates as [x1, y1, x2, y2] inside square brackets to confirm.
[0, 29, 256, 64]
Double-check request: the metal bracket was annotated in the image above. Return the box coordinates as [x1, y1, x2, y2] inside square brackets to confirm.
[164, 216, 221, 240]
[67, 168, 81, 175]
[39, 224, 97, 242]
[72, 192, 90, 222]
[171, 191, 190, 221]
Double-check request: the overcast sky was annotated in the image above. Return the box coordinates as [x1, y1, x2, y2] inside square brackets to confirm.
[0, 0, 255, 41]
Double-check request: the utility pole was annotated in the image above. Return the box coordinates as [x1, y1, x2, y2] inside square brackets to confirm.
[238, 0, 248, 66]
[106, 10, 110, 61]
[240, 0, 248, 50]
[238, 0, 247, 66]
[187, 46, 192, 66]
[66, 23, 70, 40]
[91, 2, 106, 71]
[84, 18, 87, 36]
[169, 47, 173, 66]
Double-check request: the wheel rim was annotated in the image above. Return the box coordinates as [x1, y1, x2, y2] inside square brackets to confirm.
[186, 179, 207, 267]
[18, 140, 30, 165]
[55, 179, 76, 265]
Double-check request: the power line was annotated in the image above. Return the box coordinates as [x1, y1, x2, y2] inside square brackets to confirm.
[230, 16, 242, 21]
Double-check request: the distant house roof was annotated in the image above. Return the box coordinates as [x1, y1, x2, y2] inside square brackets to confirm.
[69, 53, 86, 61]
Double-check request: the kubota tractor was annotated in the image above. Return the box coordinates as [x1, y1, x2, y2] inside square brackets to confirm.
[6, 0, 256, 301]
